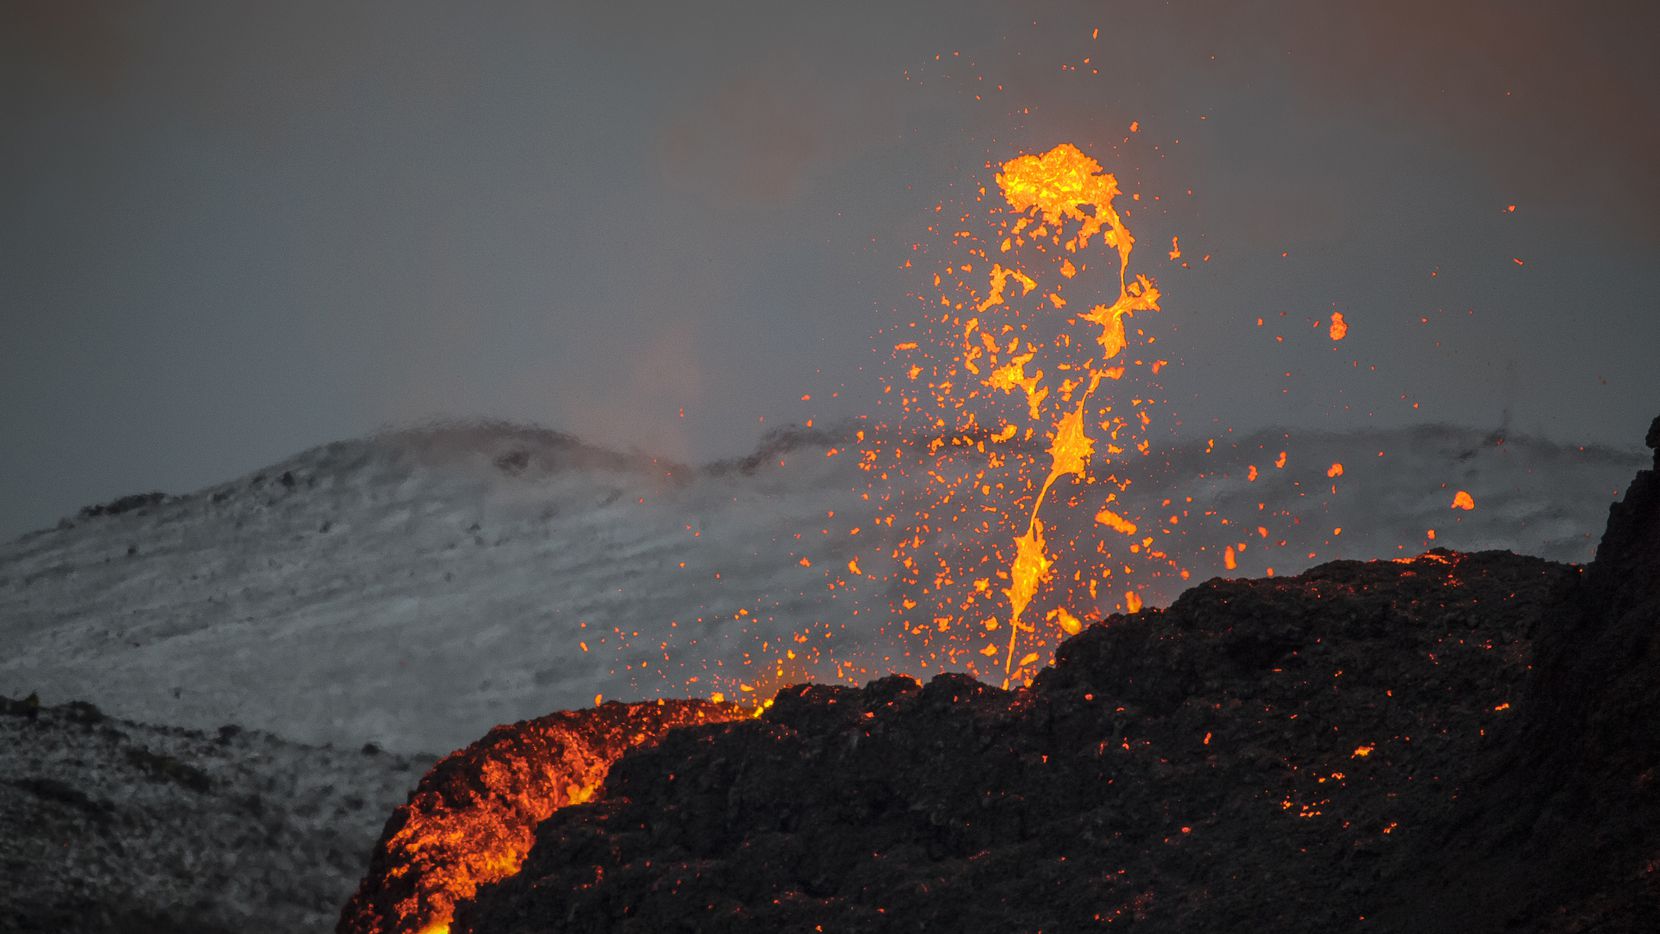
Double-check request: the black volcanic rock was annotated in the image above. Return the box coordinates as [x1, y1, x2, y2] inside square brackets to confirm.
[1371, 417, 1660, 931]
[449, 423, 1660, 934]
[451, 559, 1574, 932]
[76, 491, 169, 519]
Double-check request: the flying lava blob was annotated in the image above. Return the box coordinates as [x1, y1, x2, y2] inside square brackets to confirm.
[1329, 311, 1348, 341]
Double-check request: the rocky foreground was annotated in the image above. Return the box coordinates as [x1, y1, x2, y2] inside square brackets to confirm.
[398, 419, 1660, 933]
[0, 697, 429, 933]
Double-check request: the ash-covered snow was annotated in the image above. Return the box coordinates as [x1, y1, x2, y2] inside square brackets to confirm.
[0, 420, 1642, 755]
[0, 694, 427, 933]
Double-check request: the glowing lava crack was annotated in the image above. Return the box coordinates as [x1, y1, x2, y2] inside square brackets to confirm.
[339, 699, 741, 934]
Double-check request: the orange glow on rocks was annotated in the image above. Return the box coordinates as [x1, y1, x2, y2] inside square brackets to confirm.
[340, 700, 741, 934]
[1451, 490, 1476, 511]
[1050, 605, 1084, 636]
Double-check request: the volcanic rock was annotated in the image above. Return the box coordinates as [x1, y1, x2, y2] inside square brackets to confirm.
[340, 699, 741, 934]
[436, 427, 1660, 932]
[1369, 416, 1660, 930]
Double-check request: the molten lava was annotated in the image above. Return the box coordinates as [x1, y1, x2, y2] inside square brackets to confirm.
[867, 142, 1172, 687]
[340, 699, 741, 934]
[1329, 311, 1348, 341]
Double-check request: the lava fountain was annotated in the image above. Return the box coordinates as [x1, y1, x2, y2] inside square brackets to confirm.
[868, 142, 1176, 687]
[345, 142, 1174, 933]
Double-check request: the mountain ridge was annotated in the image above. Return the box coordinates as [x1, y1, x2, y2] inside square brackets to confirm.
[1, 419, 1644, 757]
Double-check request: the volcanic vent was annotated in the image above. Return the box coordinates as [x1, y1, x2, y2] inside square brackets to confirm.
[342, 419, 1660, 933]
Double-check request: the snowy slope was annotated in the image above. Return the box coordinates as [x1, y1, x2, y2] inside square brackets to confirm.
[0, 694, 427, 933]
[0, 420, 1642, 754]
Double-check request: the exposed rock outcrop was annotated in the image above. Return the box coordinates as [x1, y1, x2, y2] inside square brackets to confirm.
[1370, 416, 1660, 930]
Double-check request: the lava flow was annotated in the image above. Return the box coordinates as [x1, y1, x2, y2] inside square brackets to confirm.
[339, 699, 741, 934]
[866, 142, 1175, 687]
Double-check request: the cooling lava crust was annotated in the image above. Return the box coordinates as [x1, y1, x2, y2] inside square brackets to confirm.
[356, 418, 1660, 933]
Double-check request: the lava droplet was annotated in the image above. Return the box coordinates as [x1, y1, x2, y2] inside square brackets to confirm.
[1329, 311, 1348, 341]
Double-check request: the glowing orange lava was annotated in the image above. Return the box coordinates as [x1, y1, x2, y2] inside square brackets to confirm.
[1329, 312, 1348, 341]
[340, 700, 742, 934]
[867, 142, 1173, 687]
[991, 144, 1160, 682]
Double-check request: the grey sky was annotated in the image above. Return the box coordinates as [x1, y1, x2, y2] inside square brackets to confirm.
[4, 0, 1658, 539]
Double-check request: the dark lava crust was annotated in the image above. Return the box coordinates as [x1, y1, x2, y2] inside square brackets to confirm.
[449, 419, 1660, 933]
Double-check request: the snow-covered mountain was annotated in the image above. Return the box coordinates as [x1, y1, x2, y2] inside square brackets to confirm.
[0, 420, 1642, 754]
